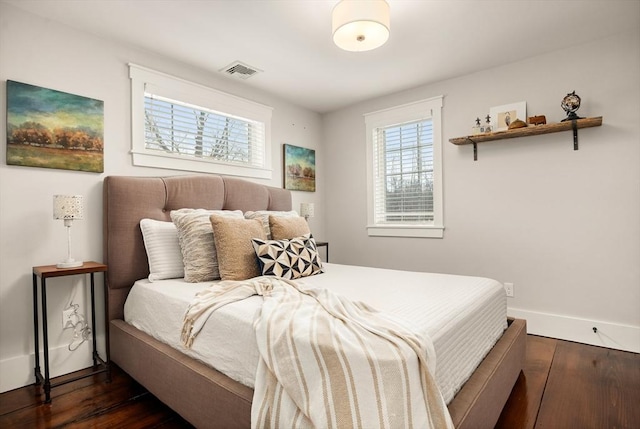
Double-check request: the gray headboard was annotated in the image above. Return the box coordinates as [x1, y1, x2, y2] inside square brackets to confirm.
[103, 174, 292, 321]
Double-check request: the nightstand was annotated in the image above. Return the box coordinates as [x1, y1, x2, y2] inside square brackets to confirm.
[316, 241, 329, 262]
[32, 261, 109, 403]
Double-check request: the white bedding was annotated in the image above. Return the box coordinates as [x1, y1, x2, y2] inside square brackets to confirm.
[124, 263, 507, 404]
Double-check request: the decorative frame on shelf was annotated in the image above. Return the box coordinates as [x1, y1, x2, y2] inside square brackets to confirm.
[490, 101, 526, 131]
[283, 143, 316, 192]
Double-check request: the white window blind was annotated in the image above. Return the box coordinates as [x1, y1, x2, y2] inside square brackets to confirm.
[130, 64, 273, 179]
[373, 119, 434, 224]
[365, 96, 444, 238]
[144, 92, 265, 167]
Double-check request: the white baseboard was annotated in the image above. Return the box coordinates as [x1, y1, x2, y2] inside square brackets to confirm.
[0, 341, 95, 393]
[508, 307, 640, 353]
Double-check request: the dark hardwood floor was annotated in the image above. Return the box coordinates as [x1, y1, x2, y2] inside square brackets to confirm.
[1, 335, 638, 428]
[496, 336, 639, 429]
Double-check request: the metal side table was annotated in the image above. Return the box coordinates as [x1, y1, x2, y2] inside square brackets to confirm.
[32, 261, 109, 403]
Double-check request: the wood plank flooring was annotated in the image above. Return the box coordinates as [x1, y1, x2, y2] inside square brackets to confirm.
[1, 335, 638, 428]
[495, 336, 640, 429]
[495, 335, 557, 428]
[0, 366, 188, 428]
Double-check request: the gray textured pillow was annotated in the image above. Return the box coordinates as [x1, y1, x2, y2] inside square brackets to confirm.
[269, 215, 310, 240]
[244, 210, 299, 239]
[209, 215, 266, 281]
[170, 209, 243, 282]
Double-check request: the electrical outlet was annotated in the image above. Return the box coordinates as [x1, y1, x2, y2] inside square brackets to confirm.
[504, 282, 514, 298]
[62, 308, 75, 329]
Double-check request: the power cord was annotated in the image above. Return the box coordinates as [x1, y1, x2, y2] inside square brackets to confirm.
[65, 302, 91, 351]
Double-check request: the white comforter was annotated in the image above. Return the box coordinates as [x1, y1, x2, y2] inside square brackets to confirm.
[182, 276, 454, 429]
[124, 263, 507, 404]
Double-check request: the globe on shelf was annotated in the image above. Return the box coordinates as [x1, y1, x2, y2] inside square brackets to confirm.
[561, 91, 583, 122]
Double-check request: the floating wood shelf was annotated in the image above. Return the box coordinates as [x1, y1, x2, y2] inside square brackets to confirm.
[450, 116, 603, 160]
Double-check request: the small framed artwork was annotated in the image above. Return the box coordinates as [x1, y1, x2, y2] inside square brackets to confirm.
[283, 143, 315, 192]
[490, 101, 527, 131]
[6, 80, 104, 173]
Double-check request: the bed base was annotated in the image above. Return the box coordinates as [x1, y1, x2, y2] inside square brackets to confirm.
[104, 175, 526, 429]
[110, 320, 252, 428]
[110, 318, 525, 429]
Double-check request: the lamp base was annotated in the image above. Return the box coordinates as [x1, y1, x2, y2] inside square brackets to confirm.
[57, 260, 83, 269]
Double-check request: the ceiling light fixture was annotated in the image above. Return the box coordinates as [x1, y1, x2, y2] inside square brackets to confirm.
[332, 0, 390, 52]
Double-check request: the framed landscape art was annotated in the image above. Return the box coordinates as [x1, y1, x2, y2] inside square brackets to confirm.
[283, 143, 315, 192]
[6, 80, 104, 173]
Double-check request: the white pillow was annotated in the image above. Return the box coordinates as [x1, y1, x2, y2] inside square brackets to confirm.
[170, 209, 244, 283]
[244, 210, 299, 239]
[140, 219, 184, 282]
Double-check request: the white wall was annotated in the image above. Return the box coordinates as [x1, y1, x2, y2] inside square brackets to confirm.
[0, 3, 324, 392]
[323, 30, 640, 353]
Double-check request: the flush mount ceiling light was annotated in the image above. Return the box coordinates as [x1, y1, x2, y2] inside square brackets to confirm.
[332, 0, 390, 52]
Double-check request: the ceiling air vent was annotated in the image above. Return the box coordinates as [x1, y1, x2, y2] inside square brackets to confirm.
[220, 61, 261, 80]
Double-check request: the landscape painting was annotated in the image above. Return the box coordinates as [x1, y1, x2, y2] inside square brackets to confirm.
[283, 143, 315, 192]
[6, 80, 104, 173]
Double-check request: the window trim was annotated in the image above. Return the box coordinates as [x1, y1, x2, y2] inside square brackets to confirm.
[365, 96, 444, 238]
[129, 63, 273, 179]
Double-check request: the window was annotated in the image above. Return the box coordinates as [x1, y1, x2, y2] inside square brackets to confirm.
[365, 96, 444, 238]
[130, 64, 273, 179]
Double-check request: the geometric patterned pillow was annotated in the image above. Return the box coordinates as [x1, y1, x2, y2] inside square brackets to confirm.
[252, 235, 323, 280]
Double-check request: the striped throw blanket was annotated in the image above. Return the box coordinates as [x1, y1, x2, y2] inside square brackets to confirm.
[182, 276, 454, 429]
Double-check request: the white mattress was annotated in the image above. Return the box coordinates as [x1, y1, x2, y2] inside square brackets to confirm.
[124, 263, 507, 404]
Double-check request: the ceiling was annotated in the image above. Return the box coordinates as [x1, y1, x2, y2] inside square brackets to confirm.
[4, 0, 639, 113]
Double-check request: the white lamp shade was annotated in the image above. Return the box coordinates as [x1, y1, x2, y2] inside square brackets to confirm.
[53, 195, 84, 220]
[300, 202, 315, 218]
[332, 0, 390, 52]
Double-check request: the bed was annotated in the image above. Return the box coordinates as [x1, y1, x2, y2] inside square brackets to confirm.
[103, 174, 526, 429]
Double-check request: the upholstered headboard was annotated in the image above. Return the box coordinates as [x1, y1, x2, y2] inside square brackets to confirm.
[103, 175, 292, 321]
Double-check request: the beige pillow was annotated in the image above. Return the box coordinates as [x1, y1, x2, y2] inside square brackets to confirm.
[269, 215, 310, 240]
[244, 210, 299, 239]
[170, 209, 243, 282]
[210, 215, 266, 281]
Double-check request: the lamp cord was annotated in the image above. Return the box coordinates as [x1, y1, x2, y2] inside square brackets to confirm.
[66, 301, 91, 351]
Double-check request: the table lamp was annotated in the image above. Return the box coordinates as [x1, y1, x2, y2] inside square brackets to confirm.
[53, 195, 84, 268]
[300, 202, 315, 222]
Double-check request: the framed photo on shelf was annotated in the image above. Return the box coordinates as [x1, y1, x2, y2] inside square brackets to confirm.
[490, 102, 526, 131]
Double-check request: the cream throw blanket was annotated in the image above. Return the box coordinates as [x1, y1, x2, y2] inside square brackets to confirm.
[182, 276, 454, 429]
